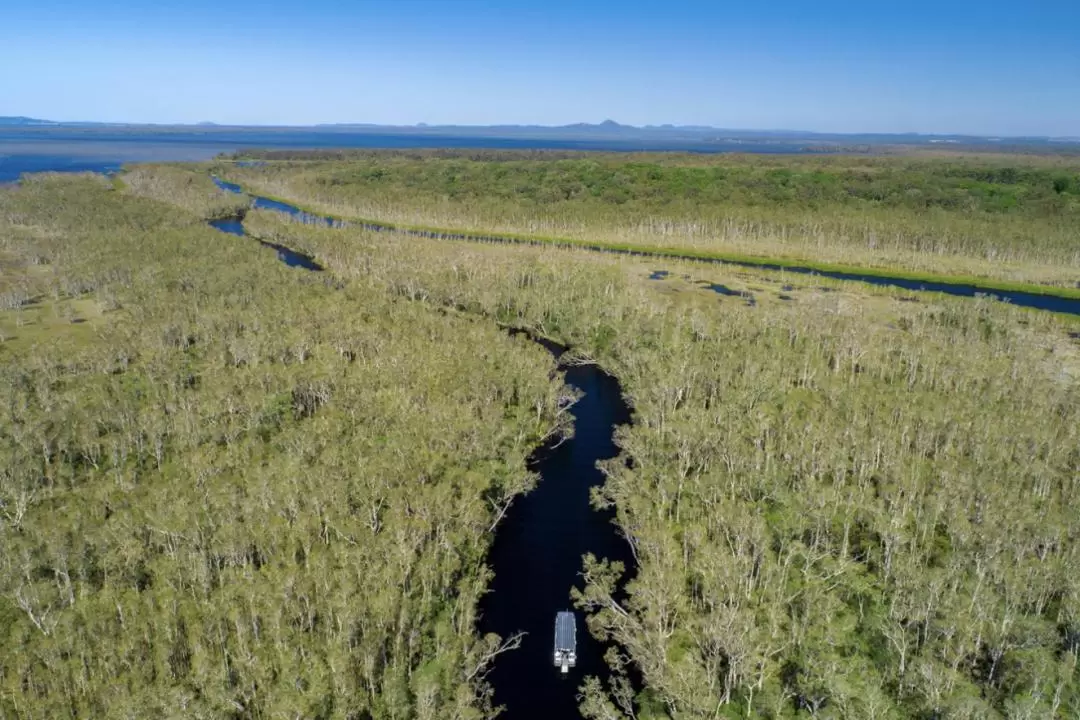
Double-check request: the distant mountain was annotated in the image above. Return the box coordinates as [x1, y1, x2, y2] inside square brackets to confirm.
[558, 119, 631, 132]
[316, 120, 641, 134]
[1, 116, 1075, 149]
[0, 116, 55, 126]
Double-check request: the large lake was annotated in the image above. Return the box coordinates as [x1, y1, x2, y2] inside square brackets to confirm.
[0, 127, 819, 182]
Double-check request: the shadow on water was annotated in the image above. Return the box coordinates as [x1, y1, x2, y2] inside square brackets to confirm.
[479, 336, 636, 720]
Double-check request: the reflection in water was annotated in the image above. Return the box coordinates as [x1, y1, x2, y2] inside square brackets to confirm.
[208, 217, 245, 236]
[263, 242, 323, 271]
[211, 177, 245, 194]
[212, 177, 341, 227]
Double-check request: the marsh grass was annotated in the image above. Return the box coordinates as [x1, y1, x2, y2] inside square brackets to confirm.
[122, 164, 250, 220]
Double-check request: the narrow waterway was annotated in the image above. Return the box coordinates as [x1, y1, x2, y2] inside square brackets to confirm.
[211, 176, 1080, 316]
[206, 202, 638, 718]
[479, 341, 635, 719]
[208, 216, 324, 270]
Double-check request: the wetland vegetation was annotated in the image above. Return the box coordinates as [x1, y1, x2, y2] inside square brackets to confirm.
[2, 160, 1079, 719]
[242, 200, 1080, 720]
[0, 173, 564, 718]
[213, 149, 1080, 292]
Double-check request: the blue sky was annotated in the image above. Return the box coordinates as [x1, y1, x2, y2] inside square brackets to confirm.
[2, 0, 1078, 135]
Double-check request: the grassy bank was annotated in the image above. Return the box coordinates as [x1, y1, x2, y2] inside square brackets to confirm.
[122, 163, 250, 220]
[213, 149, 1080, 290]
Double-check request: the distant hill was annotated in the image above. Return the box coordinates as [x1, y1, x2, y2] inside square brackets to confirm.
[0, 116, 55, 126]
[559, 119, 629, 132]
[1, 116, 1076, 151]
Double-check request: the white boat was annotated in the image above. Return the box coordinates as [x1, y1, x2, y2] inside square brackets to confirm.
[553, 611, 577, 674]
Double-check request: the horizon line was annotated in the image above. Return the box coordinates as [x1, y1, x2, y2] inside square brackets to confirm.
[3, 116, 1078, 141]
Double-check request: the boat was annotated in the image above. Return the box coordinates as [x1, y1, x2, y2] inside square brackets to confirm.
[553, 611, 577, 673]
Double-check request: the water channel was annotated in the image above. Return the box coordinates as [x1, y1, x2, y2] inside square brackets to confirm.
[478, 341, 634, 719]
[208, 216, 324, 270]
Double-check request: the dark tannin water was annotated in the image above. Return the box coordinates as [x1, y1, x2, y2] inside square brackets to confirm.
[699, 281, 757, 306]
[207, 217, 245, 236]
[208, 216, 324, 270]
[478, 355, 634, 719]
[755, 266, 1080, 314]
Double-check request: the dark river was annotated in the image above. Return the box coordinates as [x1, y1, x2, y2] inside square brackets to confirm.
[478, 349, 634, 719]
[7, 153, 1076, 717]
[208, 217, 324, 270]
[201, 181, 1080, 720]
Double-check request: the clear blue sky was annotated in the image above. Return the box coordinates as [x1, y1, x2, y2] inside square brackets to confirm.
[3, 0, 1078, 135]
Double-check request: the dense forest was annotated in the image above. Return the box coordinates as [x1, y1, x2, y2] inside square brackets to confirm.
[0, 173, 565, 718]
[2, 163, 1079, 719]
[215, 150, 1080, 289]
